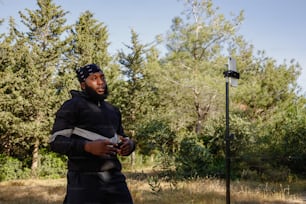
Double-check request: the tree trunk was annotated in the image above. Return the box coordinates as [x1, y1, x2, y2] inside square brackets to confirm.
[130, 130, 136, 167]
[130, 152, 135, 169]
[31, 138, 40, 177]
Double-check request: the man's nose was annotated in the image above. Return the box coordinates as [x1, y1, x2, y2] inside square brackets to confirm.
[97, 78, 104, 85]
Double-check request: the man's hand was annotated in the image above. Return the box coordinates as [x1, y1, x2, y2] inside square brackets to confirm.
[117, 136, 135, 156]
[84, 139, 117, 157]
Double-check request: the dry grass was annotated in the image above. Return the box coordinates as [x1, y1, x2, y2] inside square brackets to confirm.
[128, 175, 305, 204]
[0, 172, 305, 204]
[0, 178, 65, 204]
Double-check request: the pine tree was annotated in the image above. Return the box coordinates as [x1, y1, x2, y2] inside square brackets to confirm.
[55, 10, 112, 99]
[117, 29, 163, 165]
[4, 0, 70, 176]
[0, 17, 23, 156]
[69, 10, 110, 67]
[117, 30, 160, 135]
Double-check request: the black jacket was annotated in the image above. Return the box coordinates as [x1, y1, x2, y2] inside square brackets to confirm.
[50, 90, 127, 176]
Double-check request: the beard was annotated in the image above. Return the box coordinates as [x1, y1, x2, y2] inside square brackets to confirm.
[84, 84, 108, 101]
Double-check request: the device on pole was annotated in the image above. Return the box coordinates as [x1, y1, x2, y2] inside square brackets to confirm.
[223, 57, 240, 204]
[227, 57, 239, 87]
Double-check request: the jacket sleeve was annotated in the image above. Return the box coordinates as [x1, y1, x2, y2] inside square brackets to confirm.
[49, 99, 87, 156]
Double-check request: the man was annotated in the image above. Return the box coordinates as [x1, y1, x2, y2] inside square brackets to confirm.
[50, 64, 135, 204]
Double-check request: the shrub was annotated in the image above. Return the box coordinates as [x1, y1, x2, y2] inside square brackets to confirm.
[0, 154, 30, 181]
[175, 136, 213, 178]
[135, 120, 177, 171]
[37, 151, 67, 179]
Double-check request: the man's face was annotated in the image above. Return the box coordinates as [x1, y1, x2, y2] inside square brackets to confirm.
[81, 71, 107, 96]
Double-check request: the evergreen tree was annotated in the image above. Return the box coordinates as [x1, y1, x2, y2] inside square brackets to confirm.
[117, 30, 164, 165]
[68, 10, 110, 67]
[231, 50, 304, 177]
[0, 17, 23, 156]
[117, 29, 160, 136]
[0, 0, 70, 175]
[55, 10, 112, 99]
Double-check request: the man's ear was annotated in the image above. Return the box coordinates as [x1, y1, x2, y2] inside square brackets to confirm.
[80, 82, 86, 90]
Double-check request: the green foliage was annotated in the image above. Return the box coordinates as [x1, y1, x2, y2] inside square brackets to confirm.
[37, 150, 67, 179]
[0, 151, 67, 181]
[68, 10, 110, 67]
[0, 154, 30, 181]
[117, 29, 160, 137]
[153, 0, 244, 134]
[136, 120, 177, 171]
[0, 0, 305, 182]
[0, 0, 72, 175]
[175, 135, 213, 178]
[268, 102, 306, 174]
[136, 120, 176, 155]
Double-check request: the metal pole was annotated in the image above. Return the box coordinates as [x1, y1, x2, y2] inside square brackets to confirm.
[224, 57, 239, 204]
[225, 78, 230, 204]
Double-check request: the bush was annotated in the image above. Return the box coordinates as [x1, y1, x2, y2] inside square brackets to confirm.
[37, 150, 67, 179]
[135, 120, 177, 171]
[135, 120, 177, 156]
[0, 154, 30, 181]
[175, 135, 213, 178]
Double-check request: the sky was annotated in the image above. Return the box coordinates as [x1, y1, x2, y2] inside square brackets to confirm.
[1, 0, 306, 94]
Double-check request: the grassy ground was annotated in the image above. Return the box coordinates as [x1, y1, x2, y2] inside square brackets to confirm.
[0, 171, 305, 204]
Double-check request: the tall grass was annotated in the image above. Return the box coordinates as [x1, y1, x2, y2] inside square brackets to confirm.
[129, 175, 305, 204]
[0, 174, 305, 204]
